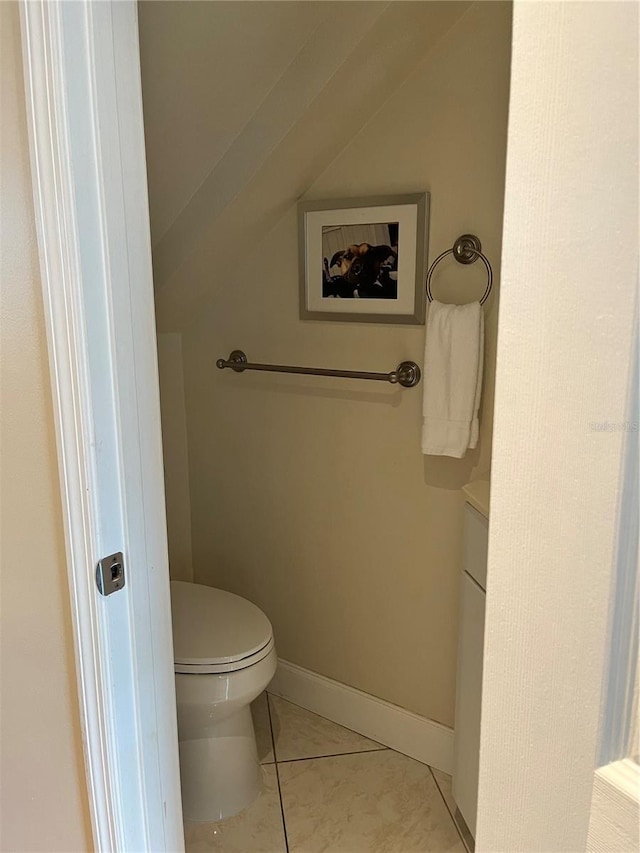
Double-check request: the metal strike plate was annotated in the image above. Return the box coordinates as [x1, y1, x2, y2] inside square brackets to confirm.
[96, 551, 125, 596]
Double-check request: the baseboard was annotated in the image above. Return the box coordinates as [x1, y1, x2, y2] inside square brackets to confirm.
[269, 659, 454, 774]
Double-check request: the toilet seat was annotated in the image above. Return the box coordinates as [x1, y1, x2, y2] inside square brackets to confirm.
[174, 635, 275, 674]
[170, 581, 274, 675]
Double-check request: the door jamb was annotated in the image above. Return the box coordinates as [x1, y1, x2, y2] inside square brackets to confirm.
[19, 2, 184, 849]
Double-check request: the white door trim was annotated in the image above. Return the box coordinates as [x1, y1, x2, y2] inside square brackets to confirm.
[20, 2, 183, 849]
[20, 3, 119, 845]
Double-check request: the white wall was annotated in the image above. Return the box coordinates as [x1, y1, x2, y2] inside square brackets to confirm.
[0, 4, 92, 849]
[182, 1, 512, 727]
[476, 1, 638, 849]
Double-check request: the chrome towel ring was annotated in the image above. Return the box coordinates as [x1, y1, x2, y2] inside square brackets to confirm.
[426, 234, 493, 305]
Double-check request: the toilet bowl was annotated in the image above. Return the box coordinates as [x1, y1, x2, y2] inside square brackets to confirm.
[170, 581, 276, 822]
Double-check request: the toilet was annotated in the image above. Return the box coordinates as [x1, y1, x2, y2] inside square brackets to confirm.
[170, 581, 276, 822]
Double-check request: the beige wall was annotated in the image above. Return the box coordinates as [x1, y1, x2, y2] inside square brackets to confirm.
[0, 4, 93, 850]
[157, 333, 194, 581]
[148, 2, 472, 330]
[181, 1, 511, 726]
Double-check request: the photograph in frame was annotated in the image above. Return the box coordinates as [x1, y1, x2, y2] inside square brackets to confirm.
[299, 193, 429, 324]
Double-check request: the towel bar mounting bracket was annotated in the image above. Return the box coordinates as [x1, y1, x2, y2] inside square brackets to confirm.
[226, 350, 248, 372]
[452, 234, 482, 265]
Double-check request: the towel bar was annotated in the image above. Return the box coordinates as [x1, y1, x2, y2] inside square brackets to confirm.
[216, 350, 421, 388]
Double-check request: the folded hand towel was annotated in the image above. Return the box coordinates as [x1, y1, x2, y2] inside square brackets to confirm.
[421, 300, 484, 458]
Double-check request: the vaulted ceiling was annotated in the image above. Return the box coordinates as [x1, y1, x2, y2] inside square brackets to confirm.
[138, 1, 472, 331]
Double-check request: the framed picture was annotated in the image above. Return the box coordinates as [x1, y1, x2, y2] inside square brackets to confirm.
[299, 193, 429, 324]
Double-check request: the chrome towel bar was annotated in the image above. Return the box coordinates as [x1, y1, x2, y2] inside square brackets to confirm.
[216, 350, 421, 388]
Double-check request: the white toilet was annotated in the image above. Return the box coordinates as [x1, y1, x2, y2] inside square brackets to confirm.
[170, 580, 276, 822]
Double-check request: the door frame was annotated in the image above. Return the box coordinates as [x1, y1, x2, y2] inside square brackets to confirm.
[20, 0, 638, 850]
[20, 2, 183, 850]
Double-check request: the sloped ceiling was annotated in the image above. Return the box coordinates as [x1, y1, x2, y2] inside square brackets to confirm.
[138, 1, 472, 331]
[139, 1, 334, 244]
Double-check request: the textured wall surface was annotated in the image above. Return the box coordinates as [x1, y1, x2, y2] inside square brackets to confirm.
[0, 4, 93, 849]
[180, 2, 512, 726]
[477, 1, 638, 849]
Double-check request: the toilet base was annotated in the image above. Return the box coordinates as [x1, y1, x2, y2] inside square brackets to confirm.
[179, 705, 263, 822]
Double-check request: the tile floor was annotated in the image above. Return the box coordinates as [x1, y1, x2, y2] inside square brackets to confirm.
[184, 693, 466, 853]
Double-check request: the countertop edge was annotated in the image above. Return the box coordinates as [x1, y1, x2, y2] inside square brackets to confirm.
[462, 480, 490, 519]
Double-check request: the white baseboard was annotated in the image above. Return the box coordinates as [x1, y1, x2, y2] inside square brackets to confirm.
[269, 659, 454, 774]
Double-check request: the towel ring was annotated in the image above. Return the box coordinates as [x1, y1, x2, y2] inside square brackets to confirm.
[426, 234, 493, 305]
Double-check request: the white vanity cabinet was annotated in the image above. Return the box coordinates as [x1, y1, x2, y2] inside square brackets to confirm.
[453, 484, 489, 842]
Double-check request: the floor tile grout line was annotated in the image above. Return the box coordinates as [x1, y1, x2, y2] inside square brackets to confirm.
[265, 691, 464, 850]
[266, 694, 290, 853]
[428, 766, 469, 851]
[277, 747, 389, 765]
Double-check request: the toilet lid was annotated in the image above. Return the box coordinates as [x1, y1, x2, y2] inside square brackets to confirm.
[170, 581, 273, 666]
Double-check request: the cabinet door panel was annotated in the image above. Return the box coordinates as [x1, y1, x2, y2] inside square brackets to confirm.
[453, 571, 486, 837]
[463, 504, 489, 590]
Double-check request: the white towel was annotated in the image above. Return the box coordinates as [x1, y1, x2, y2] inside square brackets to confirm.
[422, 300, 484, 458]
